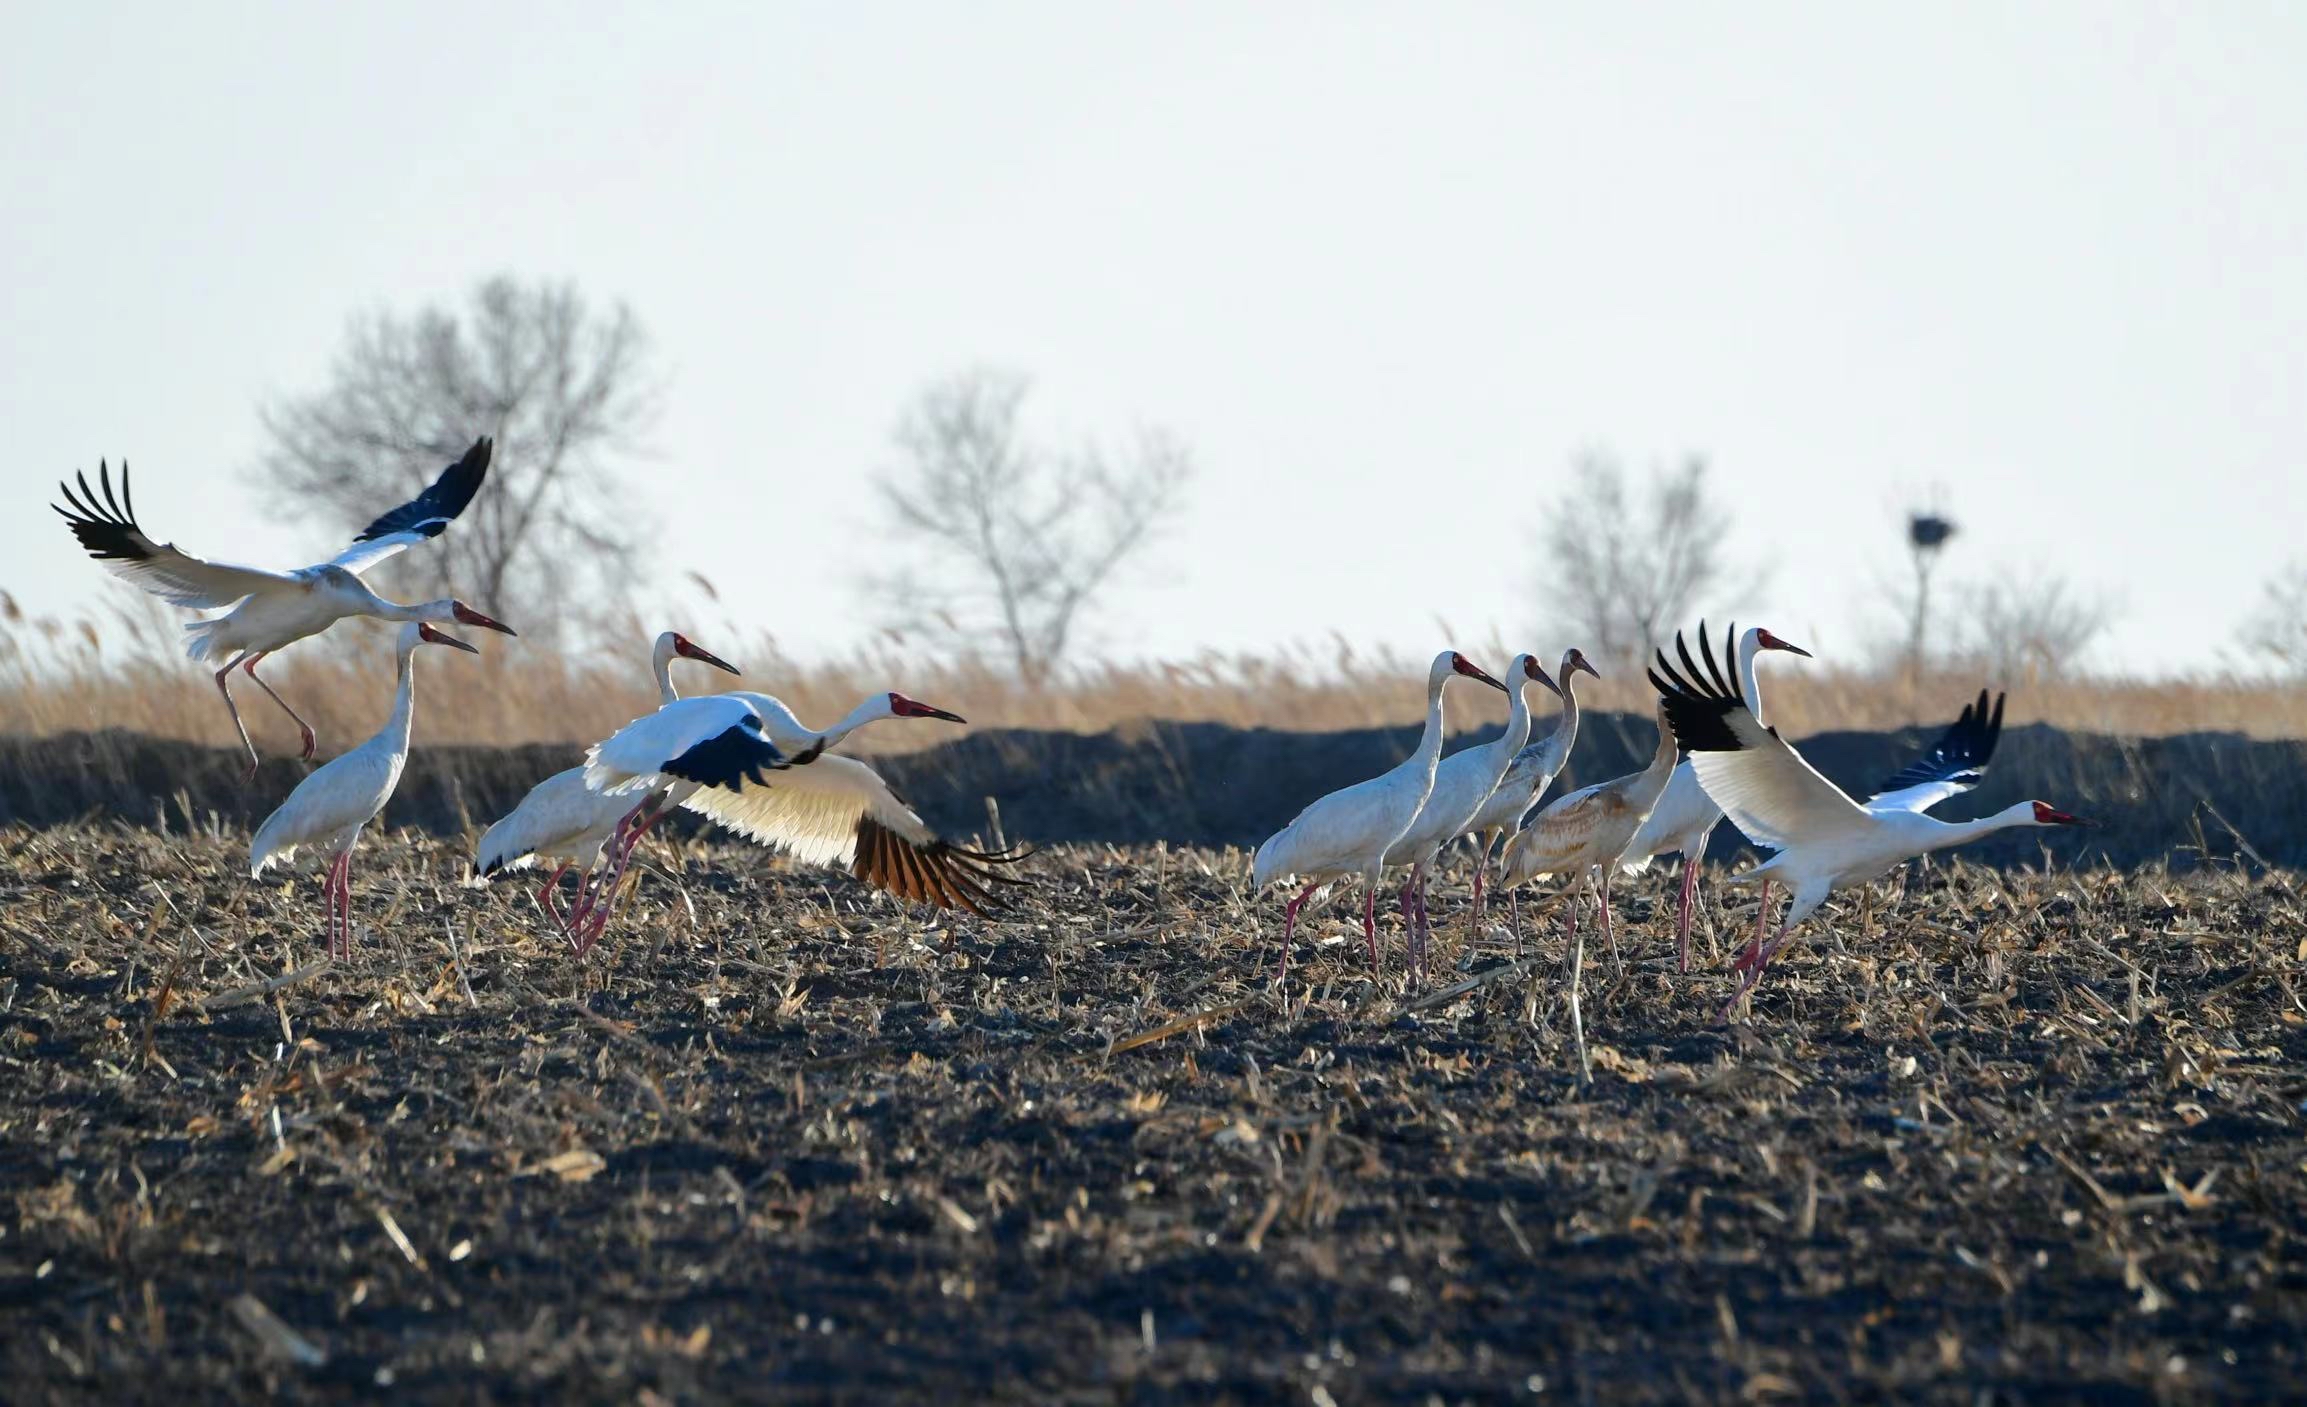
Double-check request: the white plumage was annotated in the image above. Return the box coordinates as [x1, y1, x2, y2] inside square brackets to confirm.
[1618, 623, 1810, 970]
[1380, 653, 1558, 976]
[52, 442, 514, 774]
[1650, 638, 2084, 1017]
[248, 622, 479, 956]
[1251, 650, 1506, 981]
[472, 631, 741, 935]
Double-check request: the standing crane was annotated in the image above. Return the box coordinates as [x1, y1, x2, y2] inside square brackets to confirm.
[248, 622, 480, 956]
[1381, 653, 1558, 980]
[1460, 648, 1599, 913]
[1251, 651, 1506, 982]
[51, 441, 514, 776]
[1495, 701, 1679, 1081]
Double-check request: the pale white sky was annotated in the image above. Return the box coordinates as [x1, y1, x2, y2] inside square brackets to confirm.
[5, 3, 2303, 677]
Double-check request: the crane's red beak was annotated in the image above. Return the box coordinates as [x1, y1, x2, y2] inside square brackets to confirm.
[1524, 656, 1563, 698]
[890, 693, 967, 724]
[417, 622, 480, 653]
[451, 603, 516, 636]
[1451, 653, 1507, 692]
[675, 636, 741, 675]
[2032, 802, 2091, 827]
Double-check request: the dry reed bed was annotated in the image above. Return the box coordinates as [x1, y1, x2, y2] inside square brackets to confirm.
[7, 599, 2307, 749]
[2, 825, 2302, 1401]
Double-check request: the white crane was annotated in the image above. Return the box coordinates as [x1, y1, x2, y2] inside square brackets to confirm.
[471, 631, 742, 938]
[1461, 648, 1600, 912]
[1630, 624, 2008, 973]
[1648, 641, 2084, 1018]
[1494, 700, 1678, 1081]
[713, 689, 967, 756]
[1381, 653, 1559, 980]
[1620, 623, 1812, 971]
[567, 690, 1001, 956]
[680, 747, 1026, 932]
[248, 622, 479, 956]
[52, 441, 514, 776]
[1251, 650, 1506, 982]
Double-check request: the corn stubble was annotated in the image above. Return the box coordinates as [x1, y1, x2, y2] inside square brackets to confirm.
[2, 821, 2302, 1399]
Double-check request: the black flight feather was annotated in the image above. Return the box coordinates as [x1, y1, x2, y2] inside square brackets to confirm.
[354, 437, 493, 543]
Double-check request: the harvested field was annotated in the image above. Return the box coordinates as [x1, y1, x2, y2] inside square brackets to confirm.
[3, 824, 2304, 1402]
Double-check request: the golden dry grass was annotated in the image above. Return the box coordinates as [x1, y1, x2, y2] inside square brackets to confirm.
[5, 591, 2304, 751]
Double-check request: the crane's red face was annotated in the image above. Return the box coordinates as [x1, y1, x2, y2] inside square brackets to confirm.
[890, 692, 966, 724]
[672, 634, 741, 675]
[1450, 653, 1508, 692]
[416, 622, 479, 653]
[450, 602, 517, 636]
[1523, 655, 1564, 697]
[1565, 648, 1600, 680]
[1755, 628, 1811, 657]
[2032, 801, 2088, 826]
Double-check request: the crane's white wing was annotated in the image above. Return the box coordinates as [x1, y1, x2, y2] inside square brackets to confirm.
[683, 754, 1025, 913]
[1864, 690, 2006, 815]
[324, 531, 432, 577]
[1651, 634, 1872, 854]
[474, 767, 624, 874]
[584, 696, 788, 795]
[53, 462, 296, 608]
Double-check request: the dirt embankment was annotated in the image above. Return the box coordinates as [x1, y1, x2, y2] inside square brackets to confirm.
[4, 717, 2303, 870]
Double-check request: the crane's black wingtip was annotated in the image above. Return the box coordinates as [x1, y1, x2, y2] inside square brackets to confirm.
[661, 721, 789, 792]
[350, 435, 495, 543]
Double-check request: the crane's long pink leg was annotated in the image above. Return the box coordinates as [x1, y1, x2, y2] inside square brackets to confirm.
[241, 652, 318, 761]
[535, 862, 571, 933]
[569, 801, 655, 943]
[1363, 887, 1380, 973]
[328, 850, 354, 958]
[213, 652, 262, 780]
[572, 797, 670, 959]
[1675, 855, 1700, 974]
[1721, 915, 1793, 1023]
[1735, 880, 1777, 972]
[1274, 879, 1322, 983]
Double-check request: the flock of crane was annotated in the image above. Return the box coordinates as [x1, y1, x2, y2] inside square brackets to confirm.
[51, 440, 2091, 1031]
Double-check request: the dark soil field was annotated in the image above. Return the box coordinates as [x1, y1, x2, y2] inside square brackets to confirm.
[3, 824, 2304, 1403]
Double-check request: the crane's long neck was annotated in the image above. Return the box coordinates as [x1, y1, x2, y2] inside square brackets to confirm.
[1738, 630, 1769, 727]
[382, 644, 421, 752]
[813, 696, 892, 752]
[653, 642, 680, 704]
[1410, 673, 1451, 782]
[1924, 801, 2042, 853]
[1544, 671, 1582, 765]
[1488, 676, 1536, 768]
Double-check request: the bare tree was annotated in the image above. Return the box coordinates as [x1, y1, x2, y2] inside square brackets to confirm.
[869, 369, 1192, 683]
[1951, 571, 2113, 682]
[253, 275, 660, 636]
[2238, 561, 2307, 674]
[1539, 449, 1746, 665]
